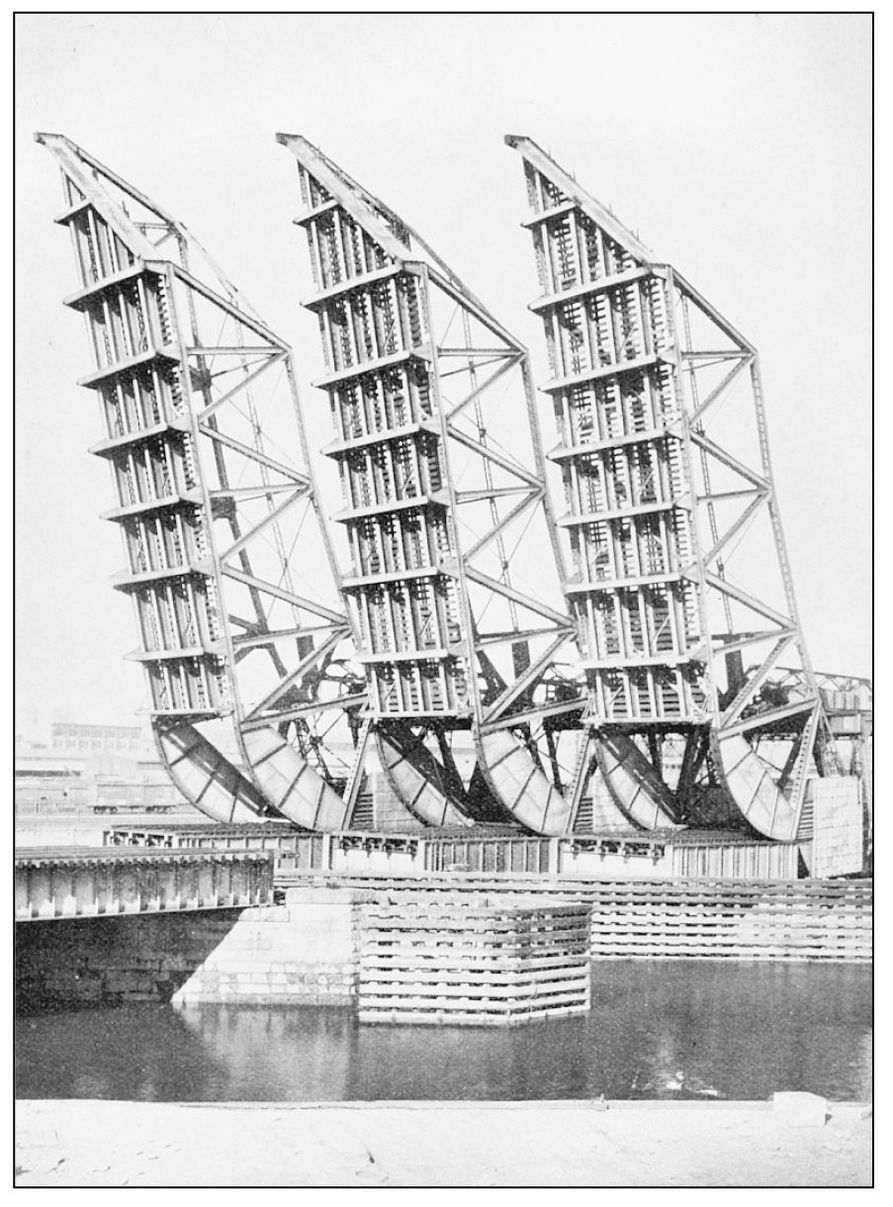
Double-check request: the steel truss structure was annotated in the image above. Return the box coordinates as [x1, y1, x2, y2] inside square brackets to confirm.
[277, 134, 585, 832]
[37, 133, 367, 829]
[506, 135, 839, 843]
[39, 130, 851, 844]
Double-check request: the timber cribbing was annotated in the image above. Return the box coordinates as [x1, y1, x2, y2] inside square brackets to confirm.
[358, 898, 592, 1026]
[277, 874, 872, 963]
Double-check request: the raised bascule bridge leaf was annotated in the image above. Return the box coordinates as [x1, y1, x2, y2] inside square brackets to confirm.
[36, 132, 364, 830]
[505, 134, 839, 846]
[38, 131, 850, 853]
[277, 133, 582, 833]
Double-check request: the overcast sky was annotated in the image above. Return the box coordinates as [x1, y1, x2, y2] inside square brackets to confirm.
[15, 12, 871, 732]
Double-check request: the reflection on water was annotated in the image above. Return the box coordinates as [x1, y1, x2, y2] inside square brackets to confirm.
[16, 961, 872, 1102]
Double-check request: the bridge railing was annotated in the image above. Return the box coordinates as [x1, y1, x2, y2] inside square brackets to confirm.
[103, 823, 803, 881]
[15, 848, 275, 921]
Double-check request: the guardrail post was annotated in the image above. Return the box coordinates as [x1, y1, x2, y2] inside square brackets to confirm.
[548, 838, 561, 877]
[555, 838, 569, 876]
[320, 834, 333, 872]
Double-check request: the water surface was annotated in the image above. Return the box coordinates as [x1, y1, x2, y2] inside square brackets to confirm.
[16, 961, 872, 1102]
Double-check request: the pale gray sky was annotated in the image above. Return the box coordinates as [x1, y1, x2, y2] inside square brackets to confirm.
[15, 12, 871, 730]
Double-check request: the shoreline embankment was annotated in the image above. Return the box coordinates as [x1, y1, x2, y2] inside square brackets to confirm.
[16, 1097, 872, 1187]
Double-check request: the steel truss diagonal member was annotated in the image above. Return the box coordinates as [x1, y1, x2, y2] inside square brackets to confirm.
[38, 132, 365, 829]
[507, 134, 844, 848]
[278, 133, 584, 834]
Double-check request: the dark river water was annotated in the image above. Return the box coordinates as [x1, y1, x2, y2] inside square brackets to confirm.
[16, 962, 872, 1102]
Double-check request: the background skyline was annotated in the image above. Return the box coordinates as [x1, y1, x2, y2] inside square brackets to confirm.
[15, 12, 871, 732]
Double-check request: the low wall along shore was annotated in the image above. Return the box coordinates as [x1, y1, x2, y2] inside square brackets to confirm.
[16, 1098, 873, 1188]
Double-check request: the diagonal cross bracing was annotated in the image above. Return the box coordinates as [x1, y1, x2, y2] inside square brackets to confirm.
[278, 132, 574, 728]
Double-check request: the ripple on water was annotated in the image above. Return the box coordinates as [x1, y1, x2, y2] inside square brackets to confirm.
[15, 961, 873, 1102]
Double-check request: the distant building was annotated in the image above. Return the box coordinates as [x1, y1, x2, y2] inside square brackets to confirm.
[16, 722, 184, 816]
[51, 722, 147, 757]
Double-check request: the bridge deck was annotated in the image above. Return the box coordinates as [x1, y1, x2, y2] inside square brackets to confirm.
[102, 823, 801, 881]
[15, 847, 274, 921]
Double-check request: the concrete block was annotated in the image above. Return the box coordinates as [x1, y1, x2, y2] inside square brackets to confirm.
[284, 888, 350, 906]
[773, 1092, 828, 1127]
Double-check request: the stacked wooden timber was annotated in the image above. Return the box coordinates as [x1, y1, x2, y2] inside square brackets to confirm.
[357, 895, 592, 1025]
[586, 879, 872, 962]
[278, 873, 872, 963]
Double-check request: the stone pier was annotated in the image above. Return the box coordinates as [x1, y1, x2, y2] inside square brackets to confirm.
[15, 888, 361, 1011]
[172, 890, 359, 1006]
